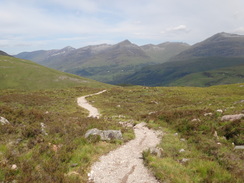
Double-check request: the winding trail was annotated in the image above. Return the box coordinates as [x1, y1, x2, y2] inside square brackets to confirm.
[77, 90, 161, 182]
[89, 122, 161, 183]
[77, 90, 106, 118]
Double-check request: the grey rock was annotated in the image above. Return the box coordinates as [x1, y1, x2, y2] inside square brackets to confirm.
[0, 116, 10, 125]
[221, 114, 244, 122]
[234, 145, 244, 150]
[85, 128, 101, 138]
[85, 128, 123, 141]
[100, 130, 123, 141]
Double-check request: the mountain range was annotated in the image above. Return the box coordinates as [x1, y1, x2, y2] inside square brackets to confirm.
[15, 40, 190, 83]
[15, 32, 244, 87]
[116, 32, 244, 86]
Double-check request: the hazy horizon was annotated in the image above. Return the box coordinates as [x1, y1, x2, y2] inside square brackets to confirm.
[1, 0, 244, 54]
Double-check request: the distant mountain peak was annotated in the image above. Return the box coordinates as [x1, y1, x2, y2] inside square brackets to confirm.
[207, 32, 244, 42]
[117, 40, 133, 46]
[217, 32, 243, 38]
[62, 46, 76, 51]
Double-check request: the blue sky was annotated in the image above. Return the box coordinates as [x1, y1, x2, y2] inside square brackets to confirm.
[1, 0, 244, 54]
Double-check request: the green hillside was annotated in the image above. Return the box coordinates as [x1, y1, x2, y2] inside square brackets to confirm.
[0, 55, 108, 90]
[119, 57, 244, 86]
[170, 65, 244, 87]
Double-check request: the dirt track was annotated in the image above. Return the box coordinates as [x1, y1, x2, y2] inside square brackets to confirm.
[77, 91, 161, 182]
[77, 90, 106, 118]
[88, 122, 161, 183]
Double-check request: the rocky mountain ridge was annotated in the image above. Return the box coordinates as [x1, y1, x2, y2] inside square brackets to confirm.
[15, 40, 189, 83]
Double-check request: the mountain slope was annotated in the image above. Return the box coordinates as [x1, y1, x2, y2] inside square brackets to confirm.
[0, 55, 108, 90]
[0, 50, 11, 57]
[141, 42, 190, 63]
[15, 41, 190, 83]
[170, 65, 244, 87]
[119, 32, 244, 86]
[171, 32, 244, 60]
[119, 57, 244, 86]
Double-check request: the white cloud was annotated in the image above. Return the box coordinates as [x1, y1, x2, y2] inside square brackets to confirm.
[233, 27, 244, 34]
[1, 0, 244, 53]
[161, 25, 189, 34]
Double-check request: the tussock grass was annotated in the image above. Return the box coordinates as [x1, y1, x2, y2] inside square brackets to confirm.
[93, 83, 244, 182]
[0, 87, 131, 182]
[0, 83, 243, 182]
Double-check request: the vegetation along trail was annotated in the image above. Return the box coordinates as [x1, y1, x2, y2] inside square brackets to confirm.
[77, 90, 162, 182]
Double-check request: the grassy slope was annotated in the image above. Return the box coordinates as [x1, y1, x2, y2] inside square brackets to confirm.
[0, 82, 243, 182]
[93, 84, 244, 182]
[121, 57, 244, 86]
[0, 87, 133, 182]
[170, 65, 244, 87]
[0, 55, 109, 90]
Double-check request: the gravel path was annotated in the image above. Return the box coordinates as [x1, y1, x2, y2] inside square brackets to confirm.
[77, 90, 161, 182]
[88, 122, 161, 183]
[77, 90, 106, 118]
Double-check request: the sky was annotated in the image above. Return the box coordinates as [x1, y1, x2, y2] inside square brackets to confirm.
[1, 0, 244, 54]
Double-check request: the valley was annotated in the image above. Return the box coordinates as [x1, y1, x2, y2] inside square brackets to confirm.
[15, 32, 244, 87]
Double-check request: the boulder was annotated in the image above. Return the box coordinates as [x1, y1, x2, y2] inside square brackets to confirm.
[0, 117, 10, 125]
[234, 146, 244, 150]
[221, 114, 244, 122]
[100, 130, 123, 141]
[85, 128, 123, 141]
